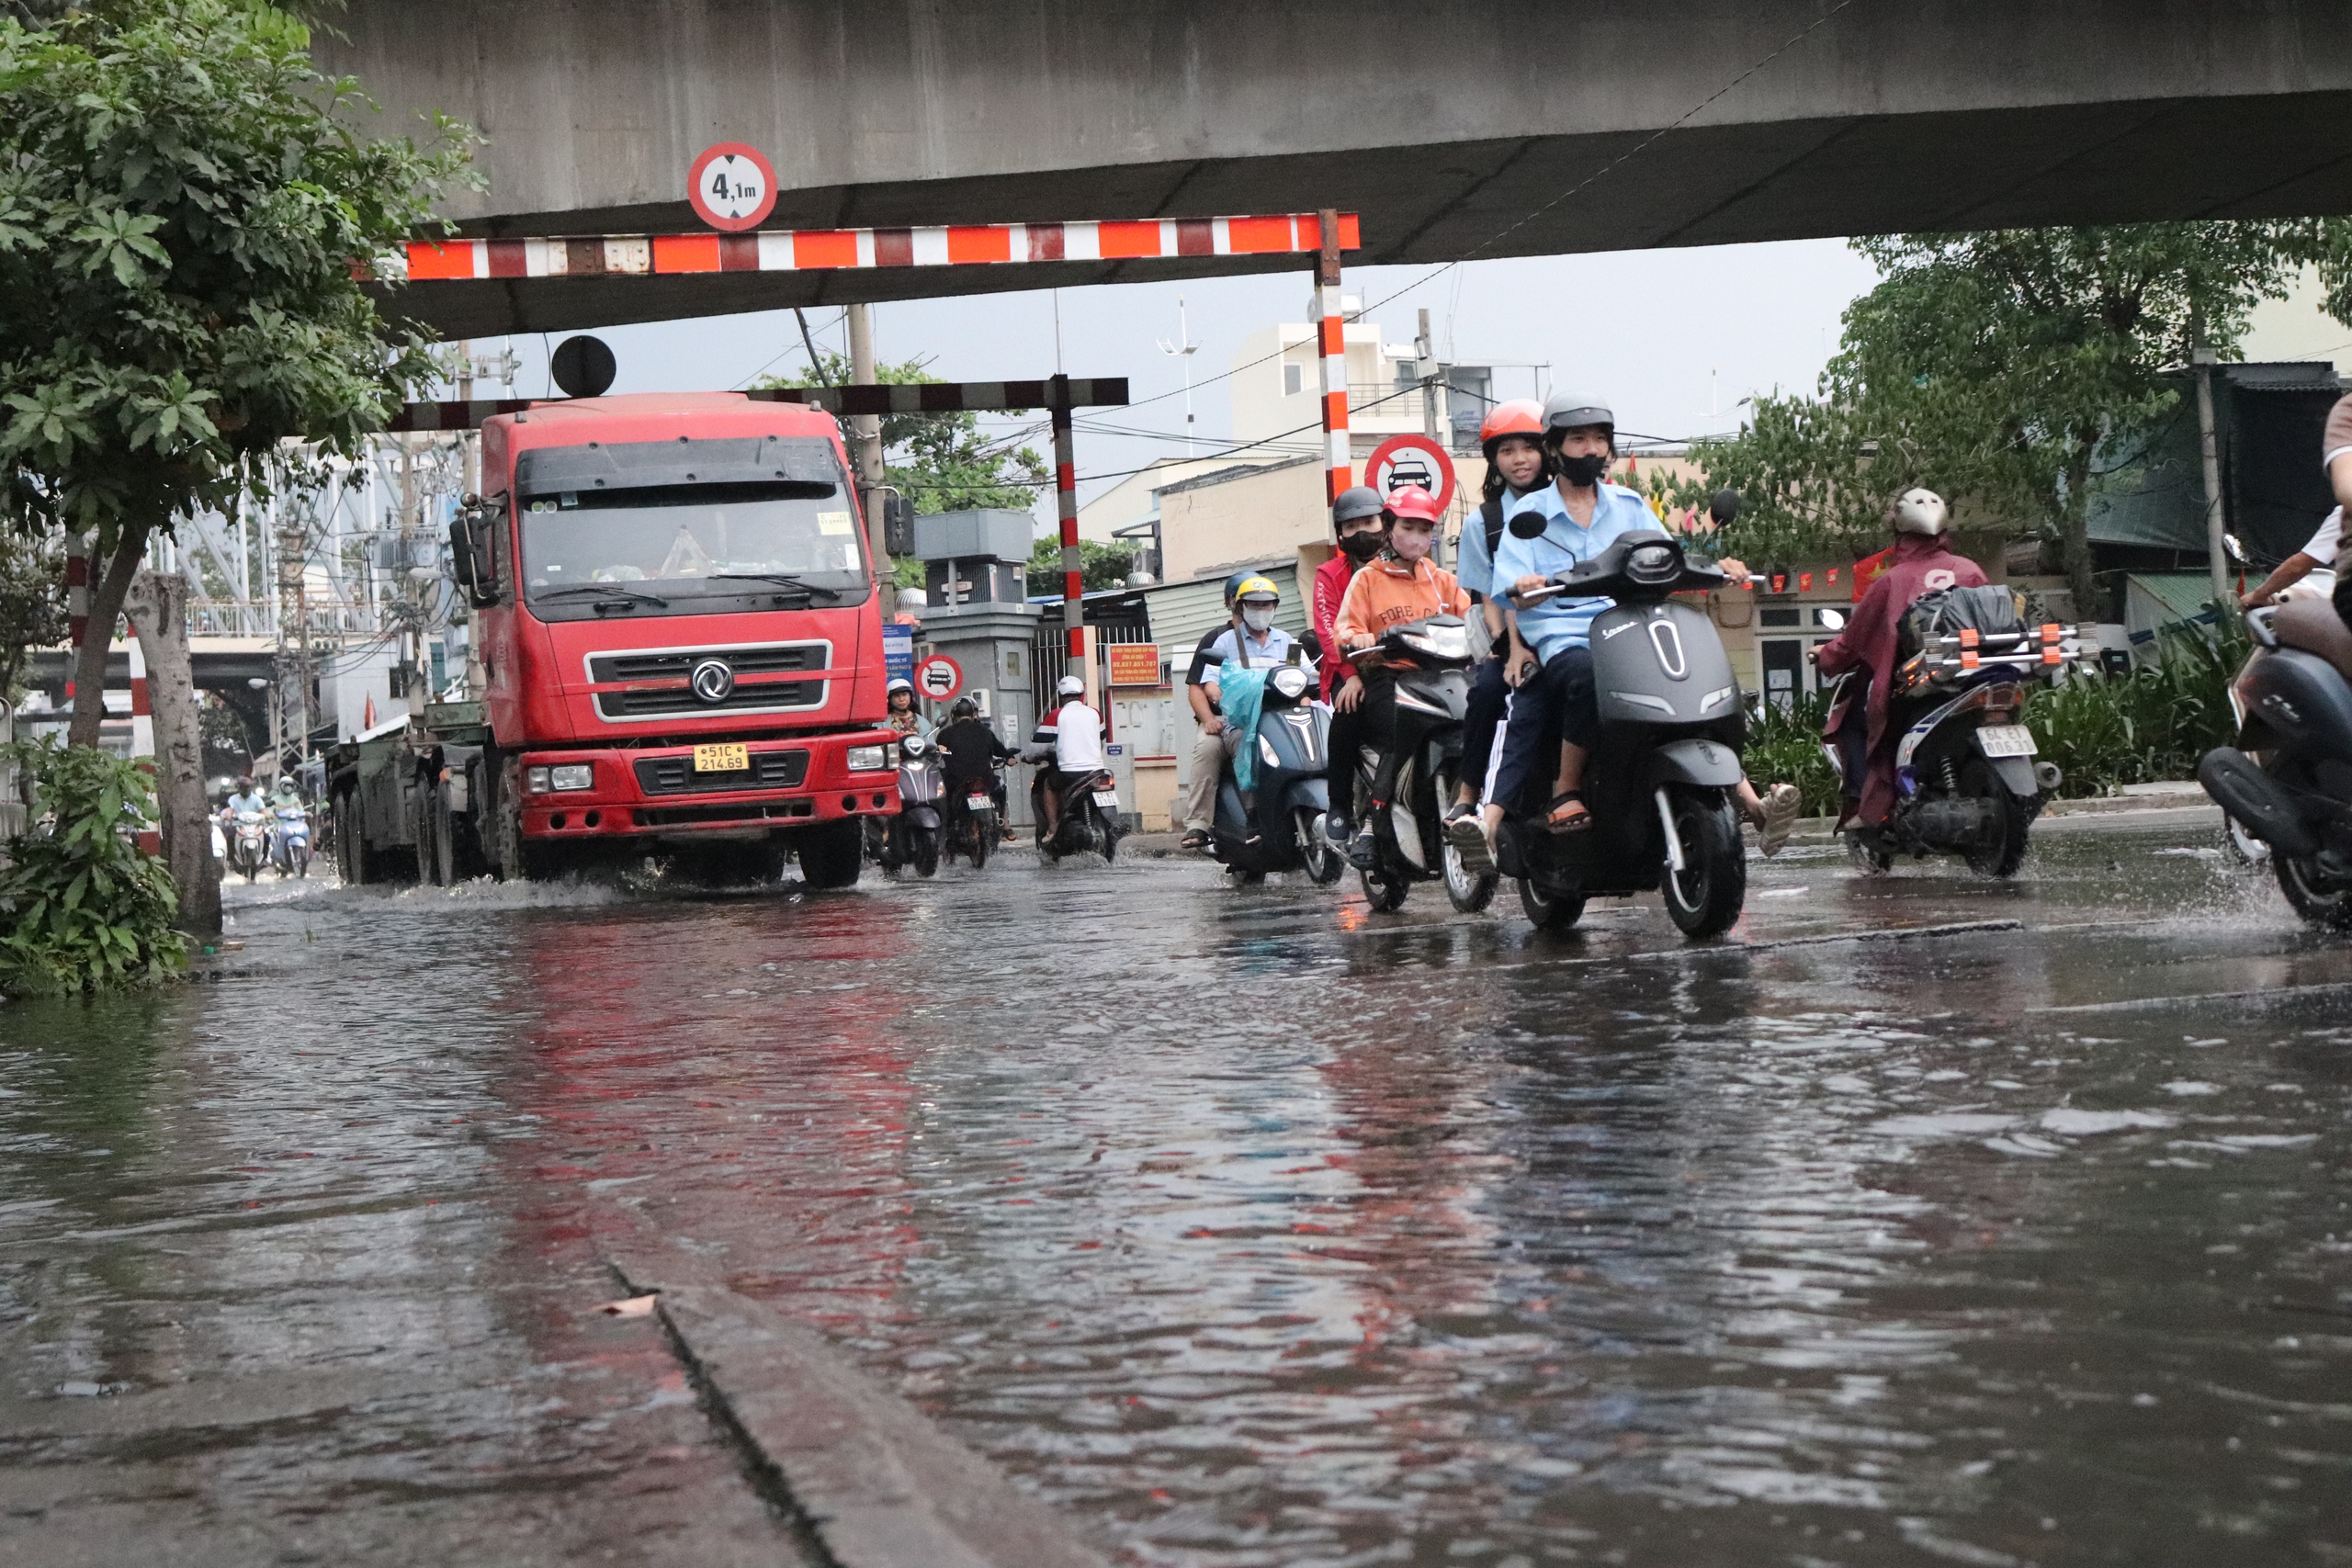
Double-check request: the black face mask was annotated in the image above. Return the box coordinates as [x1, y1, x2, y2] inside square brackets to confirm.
[1556, 452, 1609, 487]
[1340, 529, 1384, 560]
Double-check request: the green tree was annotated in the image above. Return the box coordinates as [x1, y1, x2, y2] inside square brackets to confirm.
[0, 0, 471, 758]
[1025, 536, 1136, 598]
[0, 739, 187, 997]
[1682, 223, 2352, 615]
[0, 530, 65, 703]
[757, 354, 1049, 514]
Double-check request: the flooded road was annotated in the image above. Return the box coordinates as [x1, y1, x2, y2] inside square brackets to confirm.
[5, 812, 2351, 1566]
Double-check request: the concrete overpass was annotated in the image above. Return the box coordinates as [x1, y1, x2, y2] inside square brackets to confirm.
[318, 1, 2352, 337]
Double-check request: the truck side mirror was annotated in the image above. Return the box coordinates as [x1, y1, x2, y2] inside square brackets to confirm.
[878, 491, 917, 558]
[451, 504, 501, 607]
[448, 514, 479, 596]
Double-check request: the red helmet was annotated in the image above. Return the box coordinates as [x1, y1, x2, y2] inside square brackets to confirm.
[1385, 484, 1444, 525]
[1478, 399, 1545, 456]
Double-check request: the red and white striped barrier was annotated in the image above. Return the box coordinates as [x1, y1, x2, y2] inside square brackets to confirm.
[1312, 210, 1353, 504]
[383, 379, 1129, 433]
[391, 213, 1360, 282]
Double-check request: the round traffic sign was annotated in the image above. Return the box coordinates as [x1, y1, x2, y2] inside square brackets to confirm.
[1366, 433, 1457, 514]
[687, 142, 777, 232]
[913, 654, 963, 702]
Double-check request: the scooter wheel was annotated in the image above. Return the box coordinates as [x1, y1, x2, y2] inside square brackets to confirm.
[1230, 867, 1267, 886]
[1844, 831, 1893, 874]
[1359, 866, 1409, 912]
[1661, 788, 1747, 939]
[1517, 876, 1585, 931]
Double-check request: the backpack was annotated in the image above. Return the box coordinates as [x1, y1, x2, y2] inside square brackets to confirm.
[1897, 584, 2023, 664]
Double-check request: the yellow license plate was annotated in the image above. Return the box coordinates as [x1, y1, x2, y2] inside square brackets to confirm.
[693, 743, 750, 773]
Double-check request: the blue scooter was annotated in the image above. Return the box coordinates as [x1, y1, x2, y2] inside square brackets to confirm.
[1210, 663, 1343, 886]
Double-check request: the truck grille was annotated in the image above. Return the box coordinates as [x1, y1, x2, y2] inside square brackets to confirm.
[596, 680, 821, 719]
[634, 750, 809, 795]
[587, 645, 822, 683]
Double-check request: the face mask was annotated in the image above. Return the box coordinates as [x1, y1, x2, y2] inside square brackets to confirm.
[1558, 452, 1609, 487]
[1241, 606, 1275, 633]
[1340, 529, 1383, 560]
[1390, 527, 1432, 563]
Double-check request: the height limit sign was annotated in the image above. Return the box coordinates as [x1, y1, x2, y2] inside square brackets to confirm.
[687, 142, 777, 231]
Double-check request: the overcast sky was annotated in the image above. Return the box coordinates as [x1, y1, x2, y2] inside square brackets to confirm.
[456, 238, 1881, 526]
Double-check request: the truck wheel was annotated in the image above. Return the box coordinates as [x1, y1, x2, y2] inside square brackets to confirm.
[414, 792, 441, 886]
[797, 820, 864, 890]
[334, 791, 365, 886]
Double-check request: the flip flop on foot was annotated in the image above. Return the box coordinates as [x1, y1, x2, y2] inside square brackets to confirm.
[1539, 792, 1592, 835]
[1178, 829, 1210, 852]
[1758, 782, 1802, 858]
[1442, 803, 1496, 873]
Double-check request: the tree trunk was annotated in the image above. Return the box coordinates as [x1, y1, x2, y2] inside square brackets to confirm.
[65, 518, 153, 750]
[2059, 443, 2102, 625]
[123, 569, 221, 940]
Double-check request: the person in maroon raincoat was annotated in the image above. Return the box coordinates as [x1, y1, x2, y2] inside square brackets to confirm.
[1814, 488, 1988, 828]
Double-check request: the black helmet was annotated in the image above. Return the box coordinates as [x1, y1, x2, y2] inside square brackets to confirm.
[951, 696, 978, 719]
[1331, 485, 1385, 534]
[1539, 390, 1614, 445]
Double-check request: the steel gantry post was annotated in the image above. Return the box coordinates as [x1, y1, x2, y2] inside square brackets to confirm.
[1316, 209, 1352, 503]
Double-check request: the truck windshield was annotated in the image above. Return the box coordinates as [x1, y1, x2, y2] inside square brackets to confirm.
[519, 483, 864, 603]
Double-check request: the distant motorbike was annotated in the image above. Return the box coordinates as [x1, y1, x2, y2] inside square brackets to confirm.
[1826, 588, 2085, 876]
[226, 807, 269, 884]
[1498, 531, 1749, 939]
[1211, 661, 1343, 886]
[1035, 767, 1123, 864]
[2197, 599, 2352, 927]
[1340, 616, 1493, 912]
[878, 733, 944, 877]
[944, 762, 1002, 870]
[270, 801, 312, 879]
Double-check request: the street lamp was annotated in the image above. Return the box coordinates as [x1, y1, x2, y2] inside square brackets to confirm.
[1157, 296, 1199, 457]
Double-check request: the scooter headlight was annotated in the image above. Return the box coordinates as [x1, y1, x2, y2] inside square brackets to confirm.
[1270, 666, 1309, 700]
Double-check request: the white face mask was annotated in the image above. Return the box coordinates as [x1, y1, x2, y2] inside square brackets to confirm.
[1241, 605, 1275, 633]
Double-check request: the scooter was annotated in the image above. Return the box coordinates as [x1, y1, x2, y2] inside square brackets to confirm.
[2197, 598, 2352, 927]
[270, 800, 312, 878]
[1826, 590, 2086, 876]
[1035, 766, 1123, 864]
[1496, 532, 1750, 939]
[944, 762, 1002, 870]
[1211, 661, 1343, 886]
[1340, 616, 1494, 912]
[878, 733, 944, 877]
[226, 807, 269, 884]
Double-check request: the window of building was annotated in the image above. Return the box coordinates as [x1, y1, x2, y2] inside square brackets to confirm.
[1283, 363, 1303, 397]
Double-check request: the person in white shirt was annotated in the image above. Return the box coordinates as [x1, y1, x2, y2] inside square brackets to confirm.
[2241, 507, 2342, 607]
[1023, 674, 1103, 836]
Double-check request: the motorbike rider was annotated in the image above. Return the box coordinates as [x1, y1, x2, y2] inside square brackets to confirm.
[1813, 487, 1989, 829]
[1024, 673, 1106, 838]
[1179, 573, 1299, 850]
[883, 677, 932, 739]
[221, 774, 266, 822]
[1442, 400, 1551, 869]
[1329, 484, 1471, 868]
[1317, 485, 1388, 709]
[935, 694, 1012, 841]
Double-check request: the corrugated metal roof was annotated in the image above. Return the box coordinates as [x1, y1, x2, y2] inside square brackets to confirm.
[2122, 572, 2223, 644]
[1144, 558, 1311, 654]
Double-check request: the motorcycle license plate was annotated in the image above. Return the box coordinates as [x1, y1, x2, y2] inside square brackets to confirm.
[967, 794, 990, 810]
[1091, 790, 1118, 808]
[1976, 725, 2037, 759]
[693, 742, 749, 773]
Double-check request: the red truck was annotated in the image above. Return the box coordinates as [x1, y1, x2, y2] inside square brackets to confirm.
[328, 393, 899, 887]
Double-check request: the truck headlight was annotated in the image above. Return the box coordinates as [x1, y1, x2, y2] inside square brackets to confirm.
[548, 763, 594, 792]
[526, 765, 551, 794]
[846, 745, 889, 773]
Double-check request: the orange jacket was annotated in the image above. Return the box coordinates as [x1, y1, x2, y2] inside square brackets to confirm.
[1333, 555, 1469, 652]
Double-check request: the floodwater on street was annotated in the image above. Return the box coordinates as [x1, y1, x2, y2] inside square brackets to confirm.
[4, 811, 2351, 1567]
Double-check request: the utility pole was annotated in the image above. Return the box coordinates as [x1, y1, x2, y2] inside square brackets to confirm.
[1417, 307, 1442, 445]
[1157, 297, 1199, 457]
[846, 303, 888, 571]
[2192, 318, 2231, 611]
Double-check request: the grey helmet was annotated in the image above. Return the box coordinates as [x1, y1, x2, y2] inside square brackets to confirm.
[1540, 390, 1614, 442]
[1331, 484, 1386, 533]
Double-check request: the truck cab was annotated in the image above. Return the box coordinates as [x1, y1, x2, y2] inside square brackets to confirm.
[407, 392, 899, 886]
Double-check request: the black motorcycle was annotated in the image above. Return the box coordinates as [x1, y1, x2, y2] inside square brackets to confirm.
[1035, 766, 1123, 865]
[2198, 598, 2352, 927]
[1497, 532, 1749, 940]
[1826, 588, 2082, 876]
[1343, 616, 1495, 912]
[875, 733, 944, 877]
[944, 762, 1002, 870]
[1211, 662, 1344, 886]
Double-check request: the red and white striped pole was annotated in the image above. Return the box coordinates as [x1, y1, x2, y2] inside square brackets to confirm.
[1316, 209, 1352, 503]
[1051, 374, 1093, 705]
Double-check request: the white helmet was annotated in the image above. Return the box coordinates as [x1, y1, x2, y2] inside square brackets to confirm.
[1892, 487, 1949, 536]
[1057, 674, 1086, 697]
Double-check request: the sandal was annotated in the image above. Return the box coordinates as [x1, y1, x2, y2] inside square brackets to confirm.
[1178, 829, 1210, 852]
[1758, 783, 1802, 858]
[1539, 792, 1592, 835]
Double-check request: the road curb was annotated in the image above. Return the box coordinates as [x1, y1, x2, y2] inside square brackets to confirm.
[605, 1221, 1108, 1568]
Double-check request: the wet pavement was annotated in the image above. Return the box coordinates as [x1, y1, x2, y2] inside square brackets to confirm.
[4, 807, 2351, 1567]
